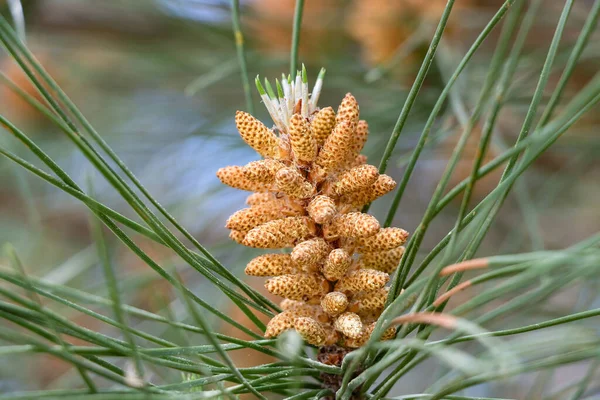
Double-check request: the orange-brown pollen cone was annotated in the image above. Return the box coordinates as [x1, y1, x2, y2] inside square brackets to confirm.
[218, 73, 409, 347]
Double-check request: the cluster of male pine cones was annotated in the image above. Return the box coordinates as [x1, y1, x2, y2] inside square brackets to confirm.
[217, 68, 408, 348]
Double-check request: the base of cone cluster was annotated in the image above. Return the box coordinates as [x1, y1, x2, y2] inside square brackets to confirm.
[318, 345, 364, 399]
[217, 70, 409, 349]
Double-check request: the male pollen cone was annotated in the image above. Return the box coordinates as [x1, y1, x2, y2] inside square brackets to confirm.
[217, 166, 266, 192]
[334, 312, 363, 339]
[321, 291, 349, 316]
[332, 164, 379, 196]
[245, 254, 296, 276]
[275, 167, 316, 199]
[288, 113, 317, 162]
[322, 248, 352, 281]
[356, 227, 409, 252]
[311, 106, 336, 146]
[243, 159, 285, 183]
[329, 212, 380, 238]
[357, 246, 405, 274]
[235, 110, 279, 158]
[291, 238, 331, 268]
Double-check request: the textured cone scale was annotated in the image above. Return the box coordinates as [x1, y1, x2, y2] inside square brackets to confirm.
[245, 254, 295, 276]
[265, 273, 327, 300]
[322, 248, 352, 281]
[321, 292, 348, 316]
[335, 269, 389, 294]
[311, 106, 336, 146]
[316, 121, 355, 173]
[217, 166, 266, 192]
[275, 167, 315, 199]
[225, 205, 286, 231]
[229, 230, 247, 244]
[235, 110, 279, 157]
[243, 159, 285, 183]
[246, 192, 274, 206]
[334, 312, 363, 339]
[335, 93, 360, 129]
[357, 246, 405, 273]
[280, 299, 329, 323]
[349, 287, 388, 314]
[332, 164, 380, 196]
[264, 311, 296, 338]
[246, 194, 300, 215]
[219, 77, 410, 349]
[291, 238, 331, 268]
[329, 212, 380, 238]
[243, 216, 315, 248]
[294, 317, 326, 346]
[356, 227, 409, 252]
[288, 113, 317, 162]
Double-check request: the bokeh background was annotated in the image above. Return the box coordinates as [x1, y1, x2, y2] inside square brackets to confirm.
[0, 0, 599, 397]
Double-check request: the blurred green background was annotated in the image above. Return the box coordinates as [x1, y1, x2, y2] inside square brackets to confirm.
[0, 0, 599, 397]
